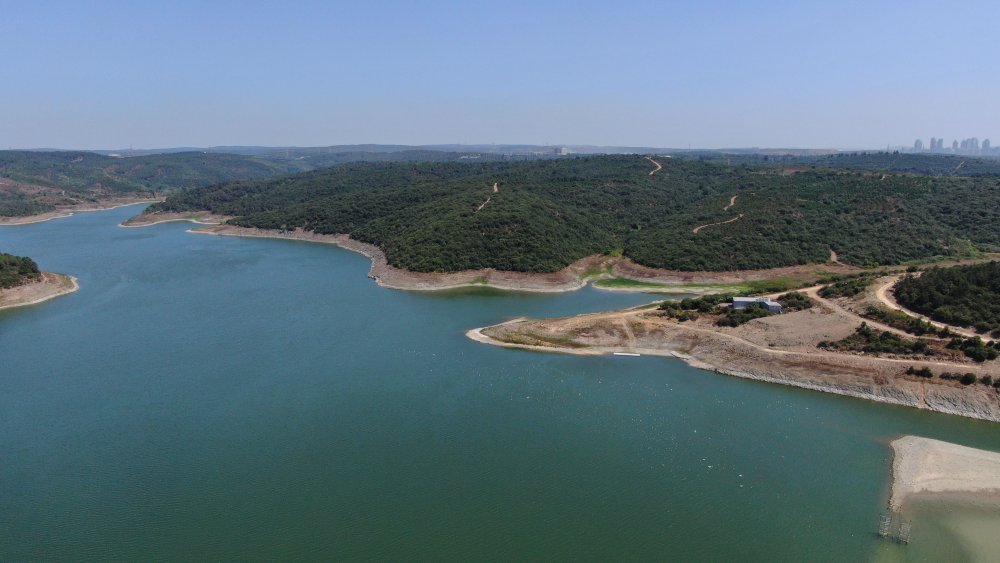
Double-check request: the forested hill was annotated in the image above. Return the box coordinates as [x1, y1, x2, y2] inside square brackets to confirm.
[0, 149, 501, 217]
[150, 155, 1000, 273]
[679, 151, 1000, 177]
[0, 151, 301, 216]
[0, 253, 41, 289]
[895, 262, 1000, 335]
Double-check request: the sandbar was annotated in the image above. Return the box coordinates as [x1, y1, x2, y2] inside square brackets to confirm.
[889, 436, 1000, 511]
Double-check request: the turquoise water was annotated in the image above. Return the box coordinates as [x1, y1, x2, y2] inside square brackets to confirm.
[2, 205, 998, 561]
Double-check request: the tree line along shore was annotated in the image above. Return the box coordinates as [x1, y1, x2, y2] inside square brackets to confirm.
[136, 154, 1000, 275]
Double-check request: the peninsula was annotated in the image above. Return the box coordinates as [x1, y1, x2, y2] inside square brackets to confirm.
[467, 269, 1000, 422]
[0, 253, 78, 311]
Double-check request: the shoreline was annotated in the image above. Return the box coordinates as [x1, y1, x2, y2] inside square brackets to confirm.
[0, 273, 79, 311]
[121, 212, 868, 294]
[889, 435, 1000, 512]
[465, 306, 1000, 422]
[0, 198, 162, 226]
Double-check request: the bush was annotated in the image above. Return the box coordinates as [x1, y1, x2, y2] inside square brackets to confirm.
[716, 302, 773, 327]
[822, 322, 936, 356]
[906, 366, 934, 378]
[777, 291, 814, 311]
[961, 373, 978, 385]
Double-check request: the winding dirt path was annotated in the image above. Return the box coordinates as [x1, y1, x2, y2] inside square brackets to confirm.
[692, 213, 744, 234]
[723, 195, 737, 211]
[645, 156, 663, 175]
[617, 317, 638, 350]
[800, 285, 917, 339]
[474, 182, 499, 213]
[760, 283, 922, 339]
[829, 249, 843, 265]
[875, 276, 977, 337]
[473, 306, 992, 372]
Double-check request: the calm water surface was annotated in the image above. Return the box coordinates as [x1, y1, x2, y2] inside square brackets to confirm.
[2, 206, 998, 561]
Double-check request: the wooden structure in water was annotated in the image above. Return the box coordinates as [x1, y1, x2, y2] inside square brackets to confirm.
[877, 512, 911, 544]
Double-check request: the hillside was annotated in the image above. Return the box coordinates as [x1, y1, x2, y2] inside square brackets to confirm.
[146, 155, 1000, 273]
[677, 151, 1000, 176]
[0, 151, 303, 216]
[0, 253, 41, 289]
[895, 262, 1000, 335]
[0, 149, 510, 217]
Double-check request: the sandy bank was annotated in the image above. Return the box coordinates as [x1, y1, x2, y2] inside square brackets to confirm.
[120, 211, 230, 228]
[0, 272, 79, 311]
[0, 198, 162, 226]
[889, 436, 1000, 511]
[468, 306, 1000, 422]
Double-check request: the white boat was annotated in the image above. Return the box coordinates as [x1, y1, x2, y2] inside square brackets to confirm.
[613, 352, 641, 357]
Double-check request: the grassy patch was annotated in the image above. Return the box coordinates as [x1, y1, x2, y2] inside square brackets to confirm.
[738, 277, 804, 294]
[496, 331, 589, 349]
[581, 263, 613, 279]
[593, 277, 669, 289]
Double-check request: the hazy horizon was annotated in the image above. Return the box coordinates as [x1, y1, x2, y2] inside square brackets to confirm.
[4, 1, 999, 150]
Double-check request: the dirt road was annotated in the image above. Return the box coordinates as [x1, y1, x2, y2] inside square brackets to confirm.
[645, 156, 662, 175]
[723, 195, 737, 211]
[475, 182, 499, 213]
[875, 276, 977, 337]
[692, 213, 743, 234]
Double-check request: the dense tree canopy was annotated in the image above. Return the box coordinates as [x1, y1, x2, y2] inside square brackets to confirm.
[895, 262, 1000, 334]
[0, 149, 519, 217]
[0, 253, 41, 289]
[151, 154, 1000, 273]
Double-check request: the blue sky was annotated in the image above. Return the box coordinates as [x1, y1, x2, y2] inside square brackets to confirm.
[2, 0, 997, 149]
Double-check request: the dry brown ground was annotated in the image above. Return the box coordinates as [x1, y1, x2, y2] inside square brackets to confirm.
[474, 300, 1000, 421]
[0, 272, 78, 310]
[889, 436, 1000, 514]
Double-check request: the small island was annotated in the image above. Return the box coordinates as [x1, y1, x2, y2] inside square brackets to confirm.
[0, 253, 78, 311]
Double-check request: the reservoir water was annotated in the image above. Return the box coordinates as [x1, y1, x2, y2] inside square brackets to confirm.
[2, 205, 998, 561]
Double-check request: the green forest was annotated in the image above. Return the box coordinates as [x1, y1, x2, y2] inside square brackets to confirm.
[151, 154, 1000, 273]
[0, 151, 296, 216]
[0, 149, 496, 217]
[895, 262, 1000, 335]
[684, 151, 1000, 176]
[0, 253, 41, 289]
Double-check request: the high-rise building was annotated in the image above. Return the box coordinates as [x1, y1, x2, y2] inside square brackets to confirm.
[984, 139, 992, 152]
[952, 140, 959, 151]
[914, 139, 924, 151]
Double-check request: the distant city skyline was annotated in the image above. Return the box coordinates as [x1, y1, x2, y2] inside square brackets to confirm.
[907, 136, 997, 156]
[2, 1, 999, 150]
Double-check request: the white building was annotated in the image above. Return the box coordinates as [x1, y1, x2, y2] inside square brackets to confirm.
[732, 297, 783, 314]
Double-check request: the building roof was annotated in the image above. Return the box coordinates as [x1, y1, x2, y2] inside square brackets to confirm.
[733, 297, 782, 308]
